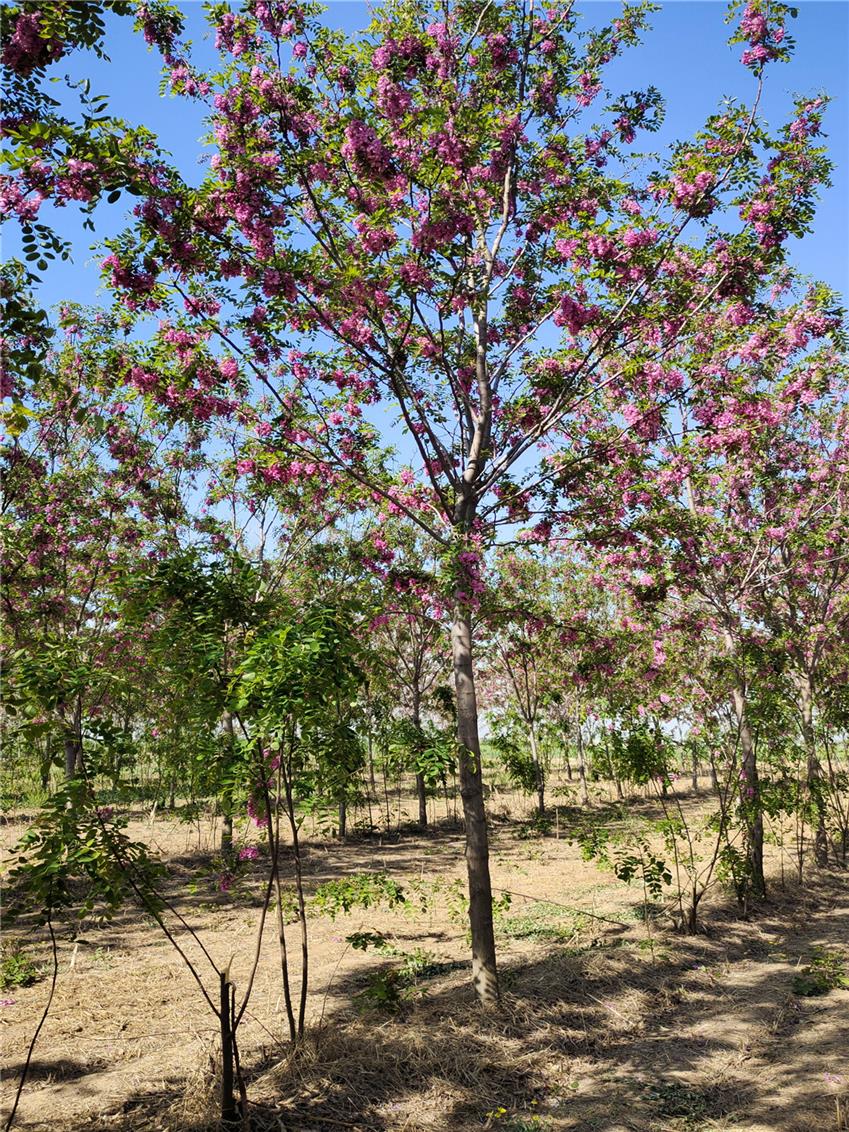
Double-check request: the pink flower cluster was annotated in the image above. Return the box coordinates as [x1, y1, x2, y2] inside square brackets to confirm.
[670, 170, 715, 214]
[553, 296, 596, 336]
[2, 10, 65, 75]
[0, 175, 42, 221]
[101, 253, 156, 297]
[341, 120, 393, 180]
[738, 2, 785, 69]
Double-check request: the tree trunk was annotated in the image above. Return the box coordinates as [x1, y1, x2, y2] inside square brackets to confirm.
[64, 734, 80, 780]
[382, 762, 391, 830]
[64, 698, 83, 780]
[415, 773, 428, 829]
[656, 721, 668, 797]
[528, 725, 545, 816]
[282, 768, 309, 1040]
[731, 683, 765, 902]
[221, 813, 233, 854]
[451, 602, 499, 1005]
[338, 798, 347, 842]
[64, 715, 82, 780]
[412, 689, 428, 829]
[797, 673, 828, 867]
[219, 972, 237, 1126]
[367, 730, 376, 791]
[575, 714, 590, 807]
[221, 711, 235, 856]
[262, 756, 296, 1045]
[603, 728, 622, 800]
[39, 736, 52, 790]
[709, 755, 719, 792]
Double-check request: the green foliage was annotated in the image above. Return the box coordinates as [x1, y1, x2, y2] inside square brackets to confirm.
[235, 603, 363, 732]
[346, 930, 388, 952]
[6, 780, 164, 926]
[574, 820, 672, 900]
[0, 942, 41, 990]
[234, 602, 366, 818]
[355, 968, 406, 1012]
[133, 551, 264, 645]
[85, 719, 138, 786]
[0, 263, 55, 397]
[716, 842, 752, 901]
[495, 901, 577, 943]
[395, 720, 456, 791]
[490, 720, 539, 795]
[298, 720, 366, 807]
[4, 641, 97, 720]
[344, 930, 446, 1012]
[792, 948, 849, 997]
[312, 872, 406, 919]
[611, 847, 672, 899]
[607, 724, 669, 787]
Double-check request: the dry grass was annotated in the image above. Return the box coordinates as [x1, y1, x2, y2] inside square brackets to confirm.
[1, 784, 848, 1132]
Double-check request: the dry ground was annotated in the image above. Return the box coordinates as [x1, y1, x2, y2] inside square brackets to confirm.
[1, 784, 847, 1132]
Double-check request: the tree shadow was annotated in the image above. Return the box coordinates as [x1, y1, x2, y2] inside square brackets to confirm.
[1, 1057, 103, 1087]
[4, 815, 847, 1132]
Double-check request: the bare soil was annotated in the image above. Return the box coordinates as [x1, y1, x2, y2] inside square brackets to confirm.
[2, 785, 847, 1132]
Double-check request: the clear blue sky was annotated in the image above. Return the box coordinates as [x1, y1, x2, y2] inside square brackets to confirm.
[8, 1, 849, 308]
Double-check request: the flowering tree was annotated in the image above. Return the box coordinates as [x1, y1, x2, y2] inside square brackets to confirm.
[563, 272, 846, 896]
[1, 314, 191, 780]
[6, 0, 835, 1002]
[361, 525, 451, 829]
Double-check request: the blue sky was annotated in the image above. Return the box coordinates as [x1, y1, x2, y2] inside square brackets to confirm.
[7, 1, 849, 308]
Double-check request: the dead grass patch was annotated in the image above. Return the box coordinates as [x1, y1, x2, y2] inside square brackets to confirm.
[2, 792, 847, 1132]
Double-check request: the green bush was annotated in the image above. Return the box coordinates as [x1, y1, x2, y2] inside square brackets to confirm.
[792, 947, 849, 996]
[0, 943, 40, 990]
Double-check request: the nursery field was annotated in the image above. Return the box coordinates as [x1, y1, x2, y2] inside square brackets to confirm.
[3, 785, 848, 1132]
[3, 1, 849, 1131]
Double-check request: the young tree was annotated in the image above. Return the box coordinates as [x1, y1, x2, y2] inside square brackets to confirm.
[1, 316, 187, 782]
[563, 276, 846, 897]
[482, 550, 571, 815]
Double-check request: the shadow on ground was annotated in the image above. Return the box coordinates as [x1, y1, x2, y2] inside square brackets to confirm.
[14, 871, 843, 1132]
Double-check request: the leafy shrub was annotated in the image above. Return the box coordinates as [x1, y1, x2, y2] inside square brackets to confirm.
[792, 948, 849, 996]
[312, 872, 406, 918]
[346, 931, 448, 1011]
[0, 943, 40, 990]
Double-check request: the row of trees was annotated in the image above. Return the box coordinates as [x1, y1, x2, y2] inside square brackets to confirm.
[4, 314, 847, 867]
[2, 0, 847, 1038]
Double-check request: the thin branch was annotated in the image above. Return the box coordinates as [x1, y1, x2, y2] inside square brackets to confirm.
[4, 912, 59, 1132]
